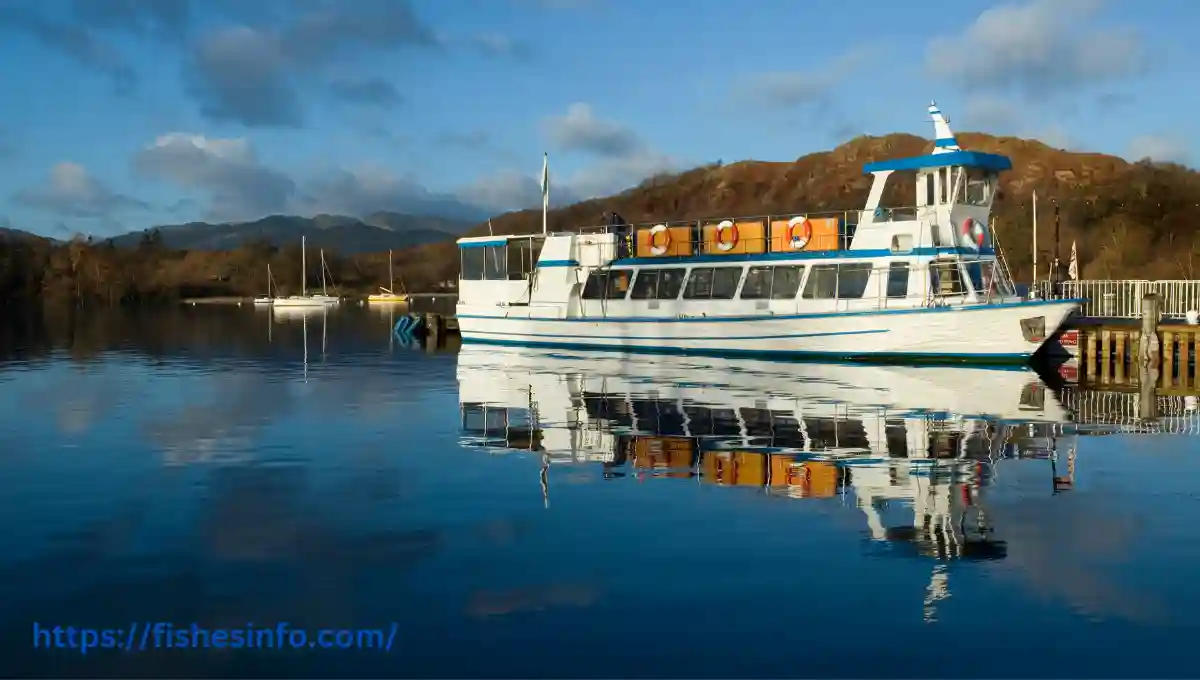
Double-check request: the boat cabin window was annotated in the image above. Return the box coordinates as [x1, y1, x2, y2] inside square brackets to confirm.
[837, 263, 871, 298]
[890, 234, 913, 252]
[740, 265, 805, 300]
[930, 260, 968, 296]
[802, 265, 837, 299]
[582, 269, 633, 300]
[886, 262, 910, 298]
[801, 263, 872, 299]
[923, 172, 935, 206]
[630, 268, 686, 300]
[460, 243, 511, 281]
[962, 168, 994, 206]
[505, 238, 543, 280]
[683, 266, 741, 300]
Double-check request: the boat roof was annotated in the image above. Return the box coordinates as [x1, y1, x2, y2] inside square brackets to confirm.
[863, 150, 1012, 174]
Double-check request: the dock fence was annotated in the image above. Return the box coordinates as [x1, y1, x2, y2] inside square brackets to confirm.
[1034, 279, 1200, 319]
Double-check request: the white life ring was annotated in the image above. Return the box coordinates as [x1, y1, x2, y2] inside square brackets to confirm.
[788, 216, 811, 249]
[715, 220, 738, 251]
[648, 223, 671, 255]
[960, 218, 986, 249]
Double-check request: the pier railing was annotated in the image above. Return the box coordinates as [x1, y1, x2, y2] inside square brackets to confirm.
[1033, 279, 1200, 319]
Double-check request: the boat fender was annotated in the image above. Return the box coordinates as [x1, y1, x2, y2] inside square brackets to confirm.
[649, 224, 671, 255]
[961, 218, 986, 249]
[715, 220, 738, 251]
[788, 216, 812, 250]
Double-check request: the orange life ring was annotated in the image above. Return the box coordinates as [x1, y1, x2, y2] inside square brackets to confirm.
[649, 224, 671, 255]
[961, 218, 986, 248]
[788, 216, 812, 249]
[715, 220, 738, 251]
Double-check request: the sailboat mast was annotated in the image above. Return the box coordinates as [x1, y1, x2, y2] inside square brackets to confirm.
[320, 250, 328, 296]
[301, 236, 307, 297]
[388, 249, 394, 291]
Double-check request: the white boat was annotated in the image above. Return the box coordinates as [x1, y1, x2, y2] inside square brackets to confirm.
[368, 250, 409, 303]
[454, 101, 1082, 363]
[274, 235, 328, 308]
[254, 263, 277, 305]
[308, 249, 341, 305]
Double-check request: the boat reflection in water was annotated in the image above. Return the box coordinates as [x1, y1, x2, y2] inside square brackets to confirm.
[458, 347, 1078, 609]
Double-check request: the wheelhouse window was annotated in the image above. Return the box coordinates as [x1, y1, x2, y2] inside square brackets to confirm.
[683, 266, 741, 300]
[582, 269, 633, 300]
[930, 260, 968, 296]
[963, 168, 995, 206]
[886, 262, 910, 298]
[630, 268, 688, 300]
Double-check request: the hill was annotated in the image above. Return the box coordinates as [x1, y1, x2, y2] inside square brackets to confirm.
[3, 131, 1199, 305]
[107, 211, 472, 253]
[391, 132, 1200, 289]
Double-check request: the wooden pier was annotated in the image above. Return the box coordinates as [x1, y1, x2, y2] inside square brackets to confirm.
[404, 293, 460, 350]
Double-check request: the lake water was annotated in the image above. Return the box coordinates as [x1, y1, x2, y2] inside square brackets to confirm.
[3, 304, 1199, 678]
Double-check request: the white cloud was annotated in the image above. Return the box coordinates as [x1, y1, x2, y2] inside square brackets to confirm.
[964, 95, 1020, 131]
[926, 0, 1144, 97]
[739, 49, 869, 108]
[133, 132, 296, 222]
[12, 161, 148, 219]
[542, 103, 643, 158]
[1127, 135, 1191, 165]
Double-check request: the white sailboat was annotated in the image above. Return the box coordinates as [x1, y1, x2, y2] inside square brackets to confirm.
[274, 235, 327, 307]
[311, 250, 341, 305]
[254, 263, 276, 304]
[368, 249, 408, 303]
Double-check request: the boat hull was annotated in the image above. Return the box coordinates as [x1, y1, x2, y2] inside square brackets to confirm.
[456, 299, 1081, 363]
[273, 297, 328, 308]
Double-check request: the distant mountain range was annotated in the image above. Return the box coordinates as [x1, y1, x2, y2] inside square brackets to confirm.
[102, 211, 473, 254]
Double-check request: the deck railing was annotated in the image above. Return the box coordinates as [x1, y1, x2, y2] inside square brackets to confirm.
[1033, 280, 1200, 319]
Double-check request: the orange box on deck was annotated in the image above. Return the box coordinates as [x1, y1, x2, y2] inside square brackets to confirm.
[701, 219, 767, 255]
[769, 216, 840, 253]
[702, 451, 767, 487]
[635, 225, 694, 258]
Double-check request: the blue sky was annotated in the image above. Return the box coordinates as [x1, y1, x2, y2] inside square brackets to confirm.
[0, 0, 1194, 238]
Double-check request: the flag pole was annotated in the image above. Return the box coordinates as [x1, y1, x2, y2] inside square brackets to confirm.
[1031, 190, 1038, 289]
[541, 152, 549, 236]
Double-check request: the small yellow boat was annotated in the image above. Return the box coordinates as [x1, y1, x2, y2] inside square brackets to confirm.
[367, 289, 408, 303]
[367, 250, 408, 303]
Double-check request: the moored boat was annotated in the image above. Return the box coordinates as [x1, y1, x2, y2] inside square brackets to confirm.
[453, 101, 1081, 363]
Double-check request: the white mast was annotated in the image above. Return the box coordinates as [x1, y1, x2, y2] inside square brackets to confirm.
[388, 249, 394, 292]
[540, 152, 549, 236]
[301, 236, 307, 297]
[320, 249, 328, 296]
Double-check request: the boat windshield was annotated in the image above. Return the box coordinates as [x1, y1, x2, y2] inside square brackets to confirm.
[962, 168, 995, 206]
[963, 260, 1016, 298]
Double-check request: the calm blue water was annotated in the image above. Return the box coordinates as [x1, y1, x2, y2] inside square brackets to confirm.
[2, 305, 1199, 678]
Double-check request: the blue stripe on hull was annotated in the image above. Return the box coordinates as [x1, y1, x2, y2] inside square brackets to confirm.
[460, 336, 1033, 365]
[456, 298, 1085, 324]
[464, 328, 888, 341]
